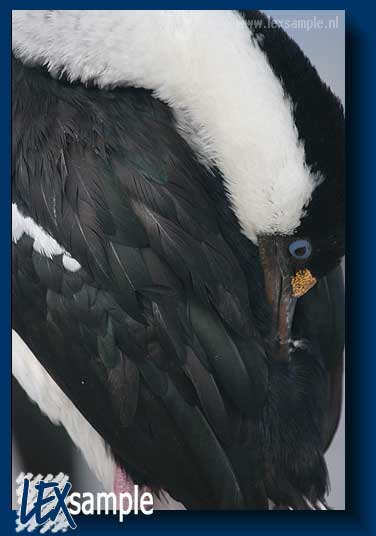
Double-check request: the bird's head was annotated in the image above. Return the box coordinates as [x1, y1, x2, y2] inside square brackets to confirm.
[258, 203, 344, 361]
[236, 11, 345, 361]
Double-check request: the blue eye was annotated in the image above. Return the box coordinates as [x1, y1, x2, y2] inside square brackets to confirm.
[288, 239, 312, 260]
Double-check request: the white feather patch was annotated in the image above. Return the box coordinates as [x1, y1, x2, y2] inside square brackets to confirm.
[62, 254, 81, 272]
[12, 330, 114, 491]
[12, 203, 81, 272]
[12, 10, 321, 242]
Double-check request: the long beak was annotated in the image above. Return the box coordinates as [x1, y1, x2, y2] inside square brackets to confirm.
[258, 237, 297, 361]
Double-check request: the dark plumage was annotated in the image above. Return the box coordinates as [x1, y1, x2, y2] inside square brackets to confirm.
[12, 46, 344, 510]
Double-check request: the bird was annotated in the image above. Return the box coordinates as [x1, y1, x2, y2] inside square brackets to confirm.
[12, 10, 345, 510]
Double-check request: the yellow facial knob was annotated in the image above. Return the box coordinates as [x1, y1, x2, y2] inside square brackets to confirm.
[291, 269, 317, 298]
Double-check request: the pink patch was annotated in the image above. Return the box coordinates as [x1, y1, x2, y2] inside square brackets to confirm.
[114, 465, 137, 496]
[113, 465, 152, 512]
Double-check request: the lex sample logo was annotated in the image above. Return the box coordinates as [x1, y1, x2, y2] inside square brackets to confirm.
[16, 473, 75, 532]
[15, 472, 154, 531]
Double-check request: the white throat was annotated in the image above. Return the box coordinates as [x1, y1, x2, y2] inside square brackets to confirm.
[12, 10, 320, 242]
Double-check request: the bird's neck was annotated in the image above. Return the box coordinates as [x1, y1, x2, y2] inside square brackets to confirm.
[12, 10, 319, 242]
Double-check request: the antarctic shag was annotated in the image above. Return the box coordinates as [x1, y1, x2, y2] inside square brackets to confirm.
[12, 10, 345, 510]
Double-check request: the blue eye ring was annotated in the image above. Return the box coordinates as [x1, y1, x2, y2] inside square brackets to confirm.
[288, 239, 312, 260]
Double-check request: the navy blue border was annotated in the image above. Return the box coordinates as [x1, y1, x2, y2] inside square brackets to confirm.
[4, 3, 374, 534]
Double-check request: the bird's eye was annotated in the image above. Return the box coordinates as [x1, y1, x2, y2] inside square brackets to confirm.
[288, 239, 312, 260]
